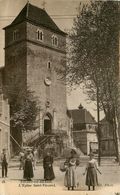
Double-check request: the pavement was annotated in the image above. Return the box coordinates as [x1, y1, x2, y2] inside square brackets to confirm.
[1, 161, 120, 188]
[0, 157, 119, 195]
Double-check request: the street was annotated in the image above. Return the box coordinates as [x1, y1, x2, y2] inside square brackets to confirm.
[0, 163, 120, 192]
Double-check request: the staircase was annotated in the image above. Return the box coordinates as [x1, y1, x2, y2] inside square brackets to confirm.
[28, 133, 55, 148]
[26, 132, 40, 146]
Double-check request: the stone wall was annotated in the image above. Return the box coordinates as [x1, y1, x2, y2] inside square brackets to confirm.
[4, 42, 27, 102]
[26, 22, 68, 134]
[4, 19, 68, 144]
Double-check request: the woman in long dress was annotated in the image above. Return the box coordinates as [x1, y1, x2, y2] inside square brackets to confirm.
[43, 152, 55, 181]
[23, 150, 34, 181]
[83, 153, 101, 191]
[64, 150, 79, 190]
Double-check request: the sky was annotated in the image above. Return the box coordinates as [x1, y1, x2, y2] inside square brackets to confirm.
[0, 0, 104, 120]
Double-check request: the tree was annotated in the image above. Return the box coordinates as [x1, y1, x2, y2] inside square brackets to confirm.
[11, 91, 38, 130]
[10, 89, 39, 152]
[66, 1, 120, 160]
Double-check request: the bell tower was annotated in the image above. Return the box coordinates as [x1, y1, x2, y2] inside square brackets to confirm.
[4, 2, 68, 138]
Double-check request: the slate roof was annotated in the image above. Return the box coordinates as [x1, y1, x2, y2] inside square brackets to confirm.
[4, 3, 66, 36]
[68, 108, 96, 124]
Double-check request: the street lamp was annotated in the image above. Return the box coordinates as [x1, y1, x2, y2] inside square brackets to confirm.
[97, 85, 101, 166]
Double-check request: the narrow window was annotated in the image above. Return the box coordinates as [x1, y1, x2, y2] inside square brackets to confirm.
[47, 61, 51, 69]
[52, 35, 55, 45]
[13, 30, 19, 41]
[54, 37, 58, 46]
[52, 35, 58, 46]
[37, 30, 40, 40]
[37, 29, 44, 41]
[40, 31, 43, 41]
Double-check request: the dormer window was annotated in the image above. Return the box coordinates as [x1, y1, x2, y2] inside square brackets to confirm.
[37, 29, 44, 41]
[13, 30, 19, 41]
[52, 35, 58, 46]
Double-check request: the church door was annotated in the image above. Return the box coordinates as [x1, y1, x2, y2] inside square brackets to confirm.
[44, 115, 52, 135]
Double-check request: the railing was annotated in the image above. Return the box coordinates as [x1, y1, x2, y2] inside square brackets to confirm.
[24, 129, 68, 148]
[26, 131, 40, 145]
[39, 135, 55, 146]
[28, 134, 55, 147]
[10, 134, 21, 149]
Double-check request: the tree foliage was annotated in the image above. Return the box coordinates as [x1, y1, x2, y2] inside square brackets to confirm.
[66, 0, 119, 158]
[67, 0, 119, 121]
[10, 90, 39, 131]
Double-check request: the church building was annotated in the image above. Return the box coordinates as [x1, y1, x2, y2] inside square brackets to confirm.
[3, 2, 69, 154]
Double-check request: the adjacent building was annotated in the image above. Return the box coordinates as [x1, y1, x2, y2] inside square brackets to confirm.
[68, 104, 98, 155]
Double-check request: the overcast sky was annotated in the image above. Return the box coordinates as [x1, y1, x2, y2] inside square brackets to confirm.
[0, 0, 105, 120]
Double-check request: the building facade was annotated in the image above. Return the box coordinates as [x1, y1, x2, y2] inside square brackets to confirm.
[69, 104, 98, 155]
[3, 3, 69, 153]
[0, 68, 10, 157]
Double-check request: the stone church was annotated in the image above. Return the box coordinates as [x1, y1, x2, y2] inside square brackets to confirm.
[3, 2, 70, 154]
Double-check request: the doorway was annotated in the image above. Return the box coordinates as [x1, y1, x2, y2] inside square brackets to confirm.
[44, 114, 52, 135]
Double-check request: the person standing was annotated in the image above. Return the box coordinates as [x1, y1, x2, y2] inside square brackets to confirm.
[23, 149, 34, 181]
[43, 151, 55, 181]
[64, 149, 79, 190]
[83, 153, 101, 191]
[1, 149, 8, 178]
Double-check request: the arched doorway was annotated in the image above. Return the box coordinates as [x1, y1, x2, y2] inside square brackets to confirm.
[44, 113, 52, 135]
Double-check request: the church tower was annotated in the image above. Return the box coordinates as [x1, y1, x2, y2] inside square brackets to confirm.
[4, 3, 68, 148]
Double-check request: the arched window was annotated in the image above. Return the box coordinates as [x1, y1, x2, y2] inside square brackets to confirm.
[52, 35, 55, 45]
[52, 35, 58, 46]
[37, 29, 44, 41]
[54, 37, 58, 46]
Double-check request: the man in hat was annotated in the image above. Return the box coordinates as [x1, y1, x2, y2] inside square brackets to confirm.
[1, 149, 8, 178]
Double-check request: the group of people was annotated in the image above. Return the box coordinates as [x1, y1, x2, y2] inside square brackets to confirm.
[19, 148, 55, 181]
[63, 150, 101, 191]
[22, 148, 101, 191]
[1, 147, 101, 191]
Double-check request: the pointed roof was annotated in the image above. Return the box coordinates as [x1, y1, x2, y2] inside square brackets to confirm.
[4, 3, 66, 36]
[68, 106, 96, 124]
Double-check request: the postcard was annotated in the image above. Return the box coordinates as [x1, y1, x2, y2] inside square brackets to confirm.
[0, 0, 120, 194]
